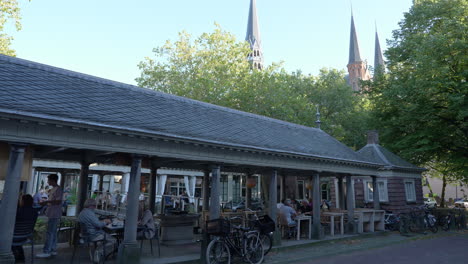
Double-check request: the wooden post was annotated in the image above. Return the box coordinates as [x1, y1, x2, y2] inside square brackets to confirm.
[312, 172, 323, 239]
[118, 155, 142, 263]
[346, 175, 356, 233]
[209, 166, 221, 219]
[0, 144, 27, 263]
[149, 160, 159, 214]
[372, 176, 381, 210]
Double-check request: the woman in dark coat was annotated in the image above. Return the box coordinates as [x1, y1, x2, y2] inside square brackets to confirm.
[12, 194, 39, 262]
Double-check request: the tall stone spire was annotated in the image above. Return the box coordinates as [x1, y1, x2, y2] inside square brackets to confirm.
[246, 0, 263, 70]
[374, 29, 385, 75]
[348, 15, 362, 64]
[346, 14, 370, 91]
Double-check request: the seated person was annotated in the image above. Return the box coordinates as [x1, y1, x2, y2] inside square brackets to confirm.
[279, 199, 297, 226]
[137, 201, 156, 240]
[12, 195, 39, 262]
[78, 199, 116, 244]
[298, 200, 312, 213]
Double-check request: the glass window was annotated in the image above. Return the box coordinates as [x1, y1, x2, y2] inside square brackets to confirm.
[233, 175, 241, 202]
[405, 180, 416, 202]
[297, 180, 305, 200]
[221, 175, 228, 202]
[321, 183, 330, 200]
[364, 180, 388, 202]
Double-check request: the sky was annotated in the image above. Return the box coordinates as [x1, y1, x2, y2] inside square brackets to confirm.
[10, 0, 413, 85]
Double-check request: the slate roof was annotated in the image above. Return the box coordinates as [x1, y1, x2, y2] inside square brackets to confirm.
[0, 54, 378, 166]
[357, 144, 424, 171]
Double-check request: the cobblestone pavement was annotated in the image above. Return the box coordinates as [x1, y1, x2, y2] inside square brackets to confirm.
[264, 230, 468, 264]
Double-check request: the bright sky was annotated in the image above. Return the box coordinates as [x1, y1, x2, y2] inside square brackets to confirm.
[11, 0, 413, 85]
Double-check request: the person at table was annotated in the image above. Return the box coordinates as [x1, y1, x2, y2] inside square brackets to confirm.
[137, 201, 156, 240]
[279, 199, 297, 226]
[298, 200, 312, 213]
[12, 194, 39, 262]
[78, 199, 116, 244]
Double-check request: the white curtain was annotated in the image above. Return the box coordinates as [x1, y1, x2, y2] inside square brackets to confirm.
[156, 175, 167, 202]
[184, 176, 197, 203]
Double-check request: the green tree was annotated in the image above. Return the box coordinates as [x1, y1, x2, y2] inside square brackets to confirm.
[0, 0, 22, 56]
[367, 0, 467, 182]
[137, 24, 371, 149]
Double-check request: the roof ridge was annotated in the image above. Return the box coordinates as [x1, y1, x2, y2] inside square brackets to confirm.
[0, 54, 323, 133]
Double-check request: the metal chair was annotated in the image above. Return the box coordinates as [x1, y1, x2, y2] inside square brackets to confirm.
[138, 225, 160, 257]
[71, 223, 107, 264]
[278, 213, 297, 239]
[12, 219, 37, 264]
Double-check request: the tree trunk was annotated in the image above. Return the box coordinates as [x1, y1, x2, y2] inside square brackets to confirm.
[440, 174, 447, 208]
[423, 174, 434, 196]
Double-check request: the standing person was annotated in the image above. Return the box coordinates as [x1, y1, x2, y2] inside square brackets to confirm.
[36, 174, 63, 258]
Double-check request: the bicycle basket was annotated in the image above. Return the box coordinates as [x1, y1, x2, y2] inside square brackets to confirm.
[256, 215, 276, 234]
[206, 218, 230, 236]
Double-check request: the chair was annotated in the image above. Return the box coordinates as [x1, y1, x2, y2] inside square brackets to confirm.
[12, 220, 37, 264]
[138, 225, 160, 257]
[58, 219, 75, 246]
[71, 223, 107, 264]
[278, 213, 297, 239]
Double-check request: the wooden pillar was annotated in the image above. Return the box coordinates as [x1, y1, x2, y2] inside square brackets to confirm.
[149, 160, 158, 214]
[372, 176, 381, 210]
[308, 176, 313, 200]
[98, 173, 104, 192]
[0, 144, 27, 263]
[246, 173, 253, 209]
[338, 176, 345, 209]
[76, 159, 91, 215]
[209, 165, 221, 219]
[118, 155, 142, 263]
[202, 169, 210, 211]
[346, 175, 356, 233]
[312, 172, 323, 239]
[281, 174, 286, 201]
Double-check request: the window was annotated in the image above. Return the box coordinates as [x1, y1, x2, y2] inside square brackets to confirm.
[404, 180, 416, 202]
[321, 183, 330, 200]
[232, 175, 241, 202]
[297, 180, 305, 200]
[363, 179, 388, 202]
[169, 181, 186, 196]
[221, 175, 228, 202]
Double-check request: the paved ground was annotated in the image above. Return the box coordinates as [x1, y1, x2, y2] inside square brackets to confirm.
[26, 230, 468, 263]
[265, 230, 468, 264]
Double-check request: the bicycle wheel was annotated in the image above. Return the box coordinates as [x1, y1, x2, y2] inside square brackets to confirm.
[206, 237, 230, 264]
[260, 233, 272, 256]
[408, 219, 418, 233]
[244, 233, 264, 264]
[441, 216, 450, 231]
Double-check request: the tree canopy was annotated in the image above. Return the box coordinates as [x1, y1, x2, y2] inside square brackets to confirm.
[367, 0, 467, 181]
[137, 25, 370, 149]
[0, 0, 22, 56]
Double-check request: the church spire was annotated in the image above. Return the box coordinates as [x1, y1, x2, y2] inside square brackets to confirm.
[348, 14, 362, 64]
[374, 29, 385, 75]
[246, 0, 263, 70]
[346, 13, 370, 91]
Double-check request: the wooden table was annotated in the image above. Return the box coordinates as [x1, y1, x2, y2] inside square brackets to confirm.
[322, 212, 344, 236]
[296, 214, 311, 240]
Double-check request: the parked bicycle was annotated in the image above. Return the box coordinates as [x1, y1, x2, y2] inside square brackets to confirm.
[206, 217, 264, 264]
[408, 205, 437, 233]
[384, 211, 400, 231]
[245, 209, 275, 256]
